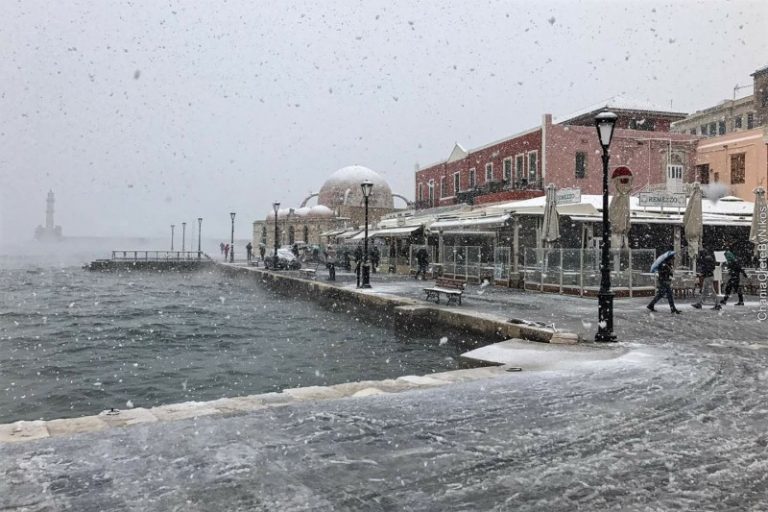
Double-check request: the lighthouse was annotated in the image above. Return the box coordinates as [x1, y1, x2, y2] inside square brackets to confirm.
[34, 191, 63, 241]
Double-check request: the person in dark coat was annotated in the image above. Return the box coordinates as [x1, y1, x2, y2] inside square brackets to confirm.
[325, 245, 337, 281]
[291, 244, 299, 258]
[246, 242, 253, 262]
[721, 249, 747, 306]
[647, 257, 681, 314]
[414, 247, 429, 280]
[692, 248, 720, 310]
[371, 246, 380, 273]
[259, 244, 266, 261]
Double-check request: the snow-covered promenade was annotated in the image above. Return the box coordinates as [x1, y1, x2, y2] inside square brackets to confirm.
[2, 267, 767, 511]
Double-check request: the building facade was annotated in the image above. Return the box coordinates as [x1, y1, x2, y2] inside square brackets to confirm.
[671, 64, 768, 137]
[414, 101, 696, 210]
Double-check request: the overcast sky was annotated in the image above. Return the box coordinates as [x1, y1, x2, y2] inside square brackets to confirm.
[1, 0, 766, 247]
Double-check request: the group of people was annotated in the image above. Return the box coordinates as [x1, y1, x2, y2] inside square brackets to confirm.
[322, 244, 381, 284]
[647, 244, 747, 314]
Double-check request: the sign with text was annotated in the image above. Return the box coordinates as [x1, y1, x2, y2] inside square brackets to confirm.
[638, 192, 686, 208]
[556, 187, 581, 204]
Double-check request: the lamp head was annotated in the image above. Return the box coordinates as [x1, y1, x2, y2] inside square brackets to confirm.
[594, 111, 618, 149]
[273, 202, 280, 214]
[361, 180, 374, 198]
[230, 212, 236, 221]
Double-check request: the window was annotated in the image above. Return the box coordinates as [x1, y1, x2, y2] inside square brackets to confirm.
[468, 168, 476, 188]
[689, 128, 696, 135]
[503, 158, 512, 182]
[734, 115, 742, 129]
[303, 225, 309, 243]
[718, 120, 726, 135]
[696, 164, 710, 184]
[700, 125, 707, 136]
[453, 172, 460, 194]
[575, 152, 587, 179]
[747, 113, 755, 129]
[485, 163, 493, 182]
[527, 151, 538, 184]
[714, 172, 720, 183]
[515, 154, 524, 181]
[417, 183, 423, 202]
[288, 225, 295, 245]
[440, 176, 447, 197]
[261, 226, 267, 245]
[730, 153, 745, 184]
[427, 180, 435, 206]
[708, 122, 716, 135]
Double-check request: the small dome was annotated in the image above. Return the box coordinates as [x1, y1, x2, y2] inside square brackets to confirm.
[308, 205, 334, 218]
[317, 165, 394, 210]
[293, 207, 312, 217]
[266, 207, 295, 220]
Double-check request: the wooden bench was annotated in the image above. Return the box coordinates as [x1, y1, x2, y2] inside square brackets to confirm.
[424, 278, 466, 305]
[298, 263, 320, 280]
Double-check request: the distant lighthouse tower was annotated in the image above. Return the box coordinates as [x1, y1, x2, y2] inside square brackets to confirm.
[45, 190, 55, 230]
[34, 190, 63, 241]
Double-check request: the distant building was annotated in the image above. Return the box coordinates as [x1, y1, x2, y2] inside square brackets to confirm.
[414, 97, 696, 210]
[34, 190, 63, 241]
[671, 64, 768, 137]
[671, 64, 768, 201]
[252, 165, 411, 250]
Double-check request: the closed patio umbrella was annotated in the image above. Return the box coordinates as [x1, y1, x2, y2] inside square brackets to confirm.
[541, 183, 560, 246]
[750, 187, 767, 256]
[609, 167, 633, 249]
[683, 182, 703, 265]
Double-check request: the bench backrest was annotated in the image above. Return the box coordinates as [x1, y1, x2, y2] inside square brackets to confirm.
[435, 278, 465, 290]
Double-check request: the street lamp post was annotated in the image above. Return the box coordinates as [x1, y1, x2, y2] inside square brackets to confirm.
[594, 111, 618, 342]
[170, 224, 175, 251]
[272, 202, 280, 269]
[360, 180, 373, 288]
[229, 212, 236, 263]
[197, 218, 203, 258]
[182, 222, 187, 253]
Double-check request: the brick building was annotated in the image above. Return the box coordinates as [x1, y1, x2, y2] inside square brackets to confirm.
[414, 99, 697, 209]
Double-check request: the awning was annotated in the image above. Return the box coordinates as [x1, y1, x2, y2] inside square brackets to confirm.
[569, 215, 752, 227]
[336, 229, 363, 240]
[319, 228, 349, 237]
[370, 225, 423, 238]
[429, 214, 510, 231]
[437, 230, 497, 237]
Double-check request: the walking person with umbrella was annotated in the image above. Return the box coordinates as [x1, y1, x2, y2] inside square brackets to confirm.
[647, 250, 681, 314]
[692, 247, 720, 310]
[720, 244, 747, 306]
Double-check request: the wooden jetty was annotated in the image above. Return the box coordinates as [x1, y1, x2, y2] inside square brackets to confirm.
[85, 251, 215, 271]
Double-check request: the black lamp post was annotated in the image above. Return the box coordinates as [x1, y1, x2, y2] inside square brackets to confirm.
[594, 111, 618, 342]
[170, 224, 175, 251]
[229, 212, 236, 263]
[197, 217, 203, 258]
[182, 222, 187, 253]
[272, 202, 280, 269]
[360, 180, 373, 288]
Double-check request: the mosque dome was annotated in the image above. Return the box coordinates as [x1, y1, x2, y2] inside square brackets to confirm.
[317, 165, 394, 210]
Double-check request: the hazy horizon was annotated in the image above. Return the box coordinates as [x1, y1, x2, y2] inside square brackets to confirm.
[2, 0, 766, 247]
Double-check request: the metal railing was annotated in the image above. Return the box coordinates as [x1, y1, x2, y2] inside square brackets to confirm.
[111, 251, 211, 261]
[523, 248, 657, 296]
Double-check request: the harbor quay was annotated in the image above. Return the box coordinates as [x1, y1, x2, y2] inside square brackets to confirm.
[1, 264, 767, 510]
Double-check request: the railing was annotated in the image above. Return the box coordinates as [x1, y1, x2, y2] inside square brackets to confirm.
[111, 251, 212, 261]
[523, 248, 657, 297]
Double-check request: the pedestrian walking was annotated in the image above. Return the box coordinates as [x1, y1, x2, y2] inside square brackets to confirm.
[246, 242, 253, 263]
[224, 243, 230, 261]
[414, 247, 429, 280]
[354, 245, 363, 287]
[647, 256, 681, 314]
[720, 248, 747, 306]
[220, 242, 225, 255]
[292, 243, 299, 258]
[692, 248, 720, 310]
[371, 246, 380, 273]
[259, 244, 266, 261]
[325, 245, 337, 281]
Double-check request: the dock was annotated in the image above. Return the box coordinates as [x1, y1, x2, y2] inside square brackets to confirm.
[84, 250, 215, 271]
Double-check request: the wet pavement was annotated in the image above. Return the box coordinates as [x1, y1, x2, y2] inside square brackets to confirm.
[2, 269, 767, 511]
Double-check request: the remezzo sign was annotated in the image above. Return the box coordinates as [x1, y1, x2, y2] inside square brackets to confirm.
[638, 192, 686, 208]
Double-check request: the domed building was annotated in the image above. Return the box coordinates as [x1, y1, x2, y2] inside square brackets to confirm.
[252, 165, 410, 251]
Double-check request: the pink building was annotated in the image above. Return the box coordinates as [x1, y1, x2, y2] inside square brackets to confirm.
[414, 101, 698, 209]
